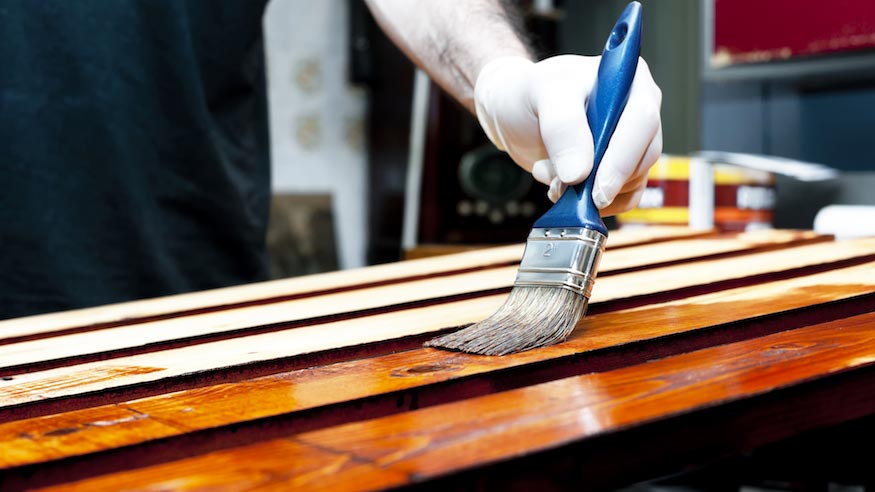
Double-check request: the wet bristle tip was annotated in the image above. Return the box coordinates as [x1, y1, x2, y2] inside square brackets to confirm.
[424, 286, 588, 356]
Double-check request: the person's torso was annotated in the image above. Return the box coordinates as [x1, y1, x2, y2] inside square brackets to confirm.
[0, 0, 272, 319]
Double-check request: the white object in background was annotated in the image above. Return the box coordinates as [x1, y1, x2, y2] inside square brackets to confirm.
[814, 205, 875, 240]
[264, 0, 368, 269]
[694, 151, 838, 182]
[688, 157, 715, 230]
[533, 0, 553, 14]
[401, 69, 431, 251]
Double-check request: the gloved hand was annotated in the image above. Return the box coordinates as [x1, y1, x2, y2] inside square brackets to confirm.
[474, 55, 662, 216]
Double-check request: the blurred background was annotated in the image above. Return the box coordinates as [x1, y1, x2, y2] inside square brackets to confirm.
[262, 0, 875, 278]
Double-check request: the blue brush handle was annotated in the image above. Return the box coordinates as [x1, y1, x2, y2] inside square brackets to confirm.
[532, 1, 643, 236]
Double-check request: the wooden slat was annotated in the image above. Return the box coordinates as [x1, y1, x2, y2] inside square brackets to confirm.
[0, 226, 714, 343]
[0, 232, 847, 379]
[0, 405, 180, 466]
[31, 439, 408, 492]
[581, 229, 823, 275]
[2, 260, 873, 472]
[31, 312, 875, 492]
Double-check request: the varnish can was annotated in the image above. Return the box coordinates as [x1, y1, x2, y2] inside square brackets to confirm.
[617, 154, 776, 231]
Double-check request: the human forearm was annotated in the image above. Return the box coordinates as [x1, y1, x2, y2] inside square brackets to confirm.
[364, 0, 532, 113]
[367, 1, 663, 217]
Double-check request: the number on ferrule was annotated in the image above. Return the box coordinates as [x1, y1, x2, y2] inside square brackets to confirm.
[543, 242, 554, 257]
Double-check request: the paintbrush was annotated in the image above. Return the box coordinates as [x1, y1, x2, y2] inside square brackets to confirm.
[425, 2, 643, 355]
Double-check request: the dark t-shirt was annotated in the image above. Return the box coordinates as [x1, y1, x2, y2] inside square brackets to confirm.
[0, 1, 272, 319]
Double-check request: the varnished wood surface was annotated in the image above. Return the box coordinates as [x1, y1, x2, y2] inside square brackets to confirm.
[38, 439, 410, 492]
[0, 228, 873, 491]
[31, 313, 875, 492]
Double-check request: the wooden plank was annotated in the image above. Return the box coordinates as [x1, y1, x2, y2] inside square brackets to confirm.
[0, 405, 181, 466]
[0, 226, 714, 343]
[2, 260, 873, 472]
[1, 239, 872, 413]
[583, 229, 822, 275]
[29, 312, 875, 492]
[20, 440, 407, 492]
[295, 315, 875, 488]
[0, 231, 840, 377]
[404, 243, 496, 259]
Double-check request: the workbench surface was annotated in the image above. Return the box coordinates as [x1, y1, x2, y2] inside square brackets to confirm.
[1, 227, 874, 491]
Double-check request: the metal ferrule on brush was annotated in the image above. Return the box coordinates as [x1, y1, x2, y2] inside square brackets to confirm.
[513, 227, 607, 298]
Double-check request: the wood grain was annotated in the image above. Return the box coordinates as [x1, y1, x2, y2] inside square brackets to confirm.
[2, 260, 872, 473]
[31, 313, 875, 492]
[0, 405, 179, 468]
[0, 226, 714, 344]
[30, 439, 408, 492]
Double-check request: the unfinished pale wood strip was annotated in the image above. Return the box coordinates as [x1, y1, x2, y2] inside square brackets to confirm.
[33, 314, 875, 492]
[0, 246, 519, 342]
[1, 239, 873, 410]
[0, 269, 513, 373]
[0, 226, 712, 341]
[593, 229, 822, 273]
[0, 231, 833, 374]
[1, 260, 873, 468]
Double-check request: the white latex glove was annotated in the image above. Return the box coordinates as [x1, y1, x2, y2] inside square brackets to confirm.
[474, 55, 663, 217]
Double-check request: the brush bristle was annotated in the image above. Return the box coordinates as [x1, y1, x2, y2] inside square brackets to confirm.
[424, 286, 587, 356]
